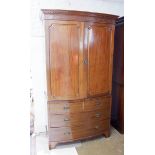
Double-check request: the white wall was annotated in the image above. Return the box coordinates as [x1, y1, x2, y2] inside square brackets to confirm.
[40, 0, 124, 16]
[31, 0, 124, 133]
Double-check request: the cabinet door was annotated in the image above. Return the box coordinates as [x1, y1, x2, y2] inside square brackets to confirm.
[45, 21, 85, 100]
[85, 23, 114, 96]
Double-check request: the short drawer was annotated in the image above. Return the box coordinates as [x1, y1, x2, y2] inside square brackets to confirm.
[84, 96, 111, 111]
[49, 101, 84, 114]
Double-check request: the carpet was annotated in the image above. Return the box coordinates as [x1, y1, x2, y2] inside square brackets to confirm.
[76, 127, 124, 155]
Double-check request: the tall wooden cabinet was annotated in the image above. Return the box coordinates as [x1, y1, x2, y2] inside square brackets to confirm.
[111, 17, 124, 133]
[42, 9, 118, 149]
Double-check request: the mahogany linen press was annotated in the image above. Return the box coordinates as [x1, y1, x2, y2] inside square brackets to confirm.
[42, 9, 118, 149]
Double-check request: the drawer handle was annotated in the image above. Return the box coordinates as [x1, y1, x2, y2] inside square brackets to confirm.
[83, 59, 88, 65]
[64, 118, 69, 121]
[64, 132, 71, 135]
[63, 106, 70, 110]
[95, 126, 99, 129]
[95, 113, 101, 118]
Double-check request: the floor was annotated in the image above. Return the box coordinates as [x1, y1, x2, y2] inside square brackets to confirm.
[31, 127, 124, 155]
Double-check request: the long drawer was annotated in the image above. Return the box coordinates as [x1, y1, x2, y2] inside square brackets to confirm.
[49, 119, 110, 142]
[50, 109, 111, 127]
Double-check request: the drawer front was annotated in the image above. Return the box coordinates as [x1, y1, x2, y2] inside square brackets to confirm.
[84, 96, 111, 111]
[49, 101, 84, 114]
[49, 126, 84, 142]
[90, 109, 111, 119]
[84, 109, 111, 123]
[50, 114, 84, 127]
[50, 109, 110, 127]
[49, 127, 72, 142]
[85, 119, 110, 130]
[49, 119, 110, 142]
[83, 119, 110, 137]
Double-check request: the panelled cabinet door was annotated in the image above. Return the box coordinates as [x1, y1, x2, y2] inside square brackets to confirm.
[45, 21, 85, 100]
[85, 23, 115, 96]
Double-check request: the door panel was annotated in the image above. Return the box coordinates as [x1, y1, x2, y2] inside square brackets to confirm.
[47, 21, 85, 100]
[86, 23, 114, 96]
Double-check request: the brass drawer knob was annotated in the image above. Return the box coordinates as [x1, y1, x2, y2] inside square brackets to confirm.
[64, 118, 69, 121]
[64, 132, 71, 135]
[95, 126, 99, 129]
[83, 59, 88, 64]
[95, 113, 100, 117]
[63, 106, 70, 110]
